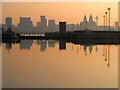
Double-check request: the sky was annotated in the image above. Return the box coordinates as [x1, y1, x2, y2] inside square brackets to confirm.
[2, 2, 118, 26]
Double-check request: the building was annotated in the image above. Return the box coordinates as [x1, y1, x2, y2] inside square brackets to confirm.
[18, 17, 33, 33]
[6, 17, 12, 29]
[59, 22, 66, 33]
[37, 16, 47, 32]
[66, 24, 78, 31]
[48, 20, 56, 32]
[80, 14, 97, 31]
[80, 15, 87, 30]
[114, 22, 119, 31]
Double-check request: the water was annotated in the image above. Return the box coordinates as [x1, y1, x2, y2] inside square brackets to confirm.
[2, 40, 118, 88]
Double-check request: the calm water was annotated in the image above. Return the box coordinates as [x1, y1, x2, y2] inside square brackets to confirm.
[2, 40, 118, 88]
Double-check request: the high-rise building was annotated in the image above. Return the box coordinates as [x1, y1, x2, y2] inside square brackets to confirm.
[18, 17, 33, 33]
[6, 17, 12, 29]
[59, 22, 66, 33]
[48, 20, 56, 32]
[40, 16, 47, 30]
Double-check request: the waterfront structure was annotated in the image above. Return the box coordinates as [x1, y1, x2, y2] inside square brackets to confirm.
[66, 24, 78, 31]
[80, 14, 97, 31]
[18, 17, 34, 33]
[115, 22, 119, 31]
[59, 22, 66, 33]
[80, 15, 87, 30]
[6, 17, 12, 29]
[37, 16, 47, 32]
[48, 20, 56, 32]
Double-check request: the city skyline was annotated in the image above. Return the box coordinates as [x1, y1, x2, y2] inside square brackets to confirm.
[2, 14, 119, 34]
[1, 1, 119, 89]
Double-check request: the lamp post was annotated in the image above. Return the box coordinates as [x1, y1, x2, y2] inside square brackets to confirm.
[108, 8, 111, 31]
[105, 12, 108, 31]
[103, 15, 105, 31]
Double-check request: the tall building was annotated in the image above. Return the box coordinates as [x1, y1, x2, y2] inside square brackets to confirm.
[37, 16, 47, 32]
[59, 22, 66, 33]
[6, 17, 12, 29]
[40, 16, 47, 30]
[48, 20, 56, 32]
[80, 15, 87, 30]
[18, 17, 33, 33]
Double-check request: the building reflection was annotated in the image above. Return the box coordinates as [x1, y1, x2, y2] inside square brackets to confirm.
[59, 41, 66, 50]
[20, 40, 33, 50]
[37, 40, 47, 52]
[48, 40, 55, 48]
[2, 39, 112, 67]
[5, 43, 12, 52]
[83, 45, 93, 55]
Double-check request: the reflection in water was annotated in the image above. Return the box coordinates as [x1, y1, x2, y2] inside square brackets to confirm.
[20, 40, 33, 50]
[83, 45, 94, 55]
[103, 45, 111, 67]
[2, 39, 118, 88]
[48, 40, 55, 47]
[6, 43, 12, 51]
[59, 40, 66, 50]
[1, 39, 117, 67]
[37, 40, 47, 52]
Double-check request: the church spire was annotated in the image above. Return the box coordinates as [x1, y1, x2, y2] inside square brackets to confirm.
[83, 15, 87, 22]
[89, 14, 93, 22]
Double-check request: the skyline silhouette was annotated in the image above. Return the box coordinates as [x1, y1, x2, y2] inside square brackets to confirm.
[1, 1, 119, 89]
[1, 14, 119, 34]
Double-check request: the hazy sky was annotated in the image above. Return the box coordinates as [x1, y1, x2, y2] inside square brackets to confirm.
[2, 2, 118, 26]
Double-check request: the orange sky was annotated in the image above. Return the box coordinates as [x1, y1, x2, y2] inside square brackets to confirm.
[2, 2, 118, 26]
